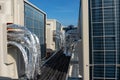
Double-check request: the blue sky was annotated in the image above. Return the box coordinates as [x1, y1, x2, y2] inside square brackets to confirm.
[29, 0, 80, 26]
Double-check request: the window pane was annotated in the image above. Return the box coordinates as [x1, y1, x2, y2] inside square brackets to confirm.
[92, 0, 102, 8]
[24, 3, 45, 58]
[93, 23, 103, 36]
[104, 0, 114, 7]
[105, 66, 115, 78]
[92, 8, 103, 22]
[105, 37, 115, 50]
[93, 37, 104, 50]
[94, 51, 104, 64]
[105, 22, 115, 35]
[104, 8, 115, 21]
[94, 66, 104, 77]
[105, 51, 116, 64]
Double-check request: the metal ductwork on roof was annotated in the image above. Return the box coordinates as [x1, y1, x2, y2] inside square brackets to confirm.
[7, 24, 41, 79]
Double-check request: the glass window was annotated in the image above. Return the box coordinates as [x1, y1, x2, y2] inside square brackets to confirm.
[34, 29, 40, 36]
[105, 51, 116, 64]
[94, 66, 104, 77]
[116, 0, 120, 6]
[94, 51, 104, 64]
[93, 37, 104, 50]
[40, 37, 44, 44]
[28, 28, 34, 33]
[104, 8, 115, 21]
[92, 0, 102, 8]
[104, 0, 114, 7]
[104, 22, 115, 35]
[105, 66, 115, 78]
[93, 23, 103, 36]
[92, 8, 103, 22]
[56, 21, 61, 32]
[105, 37, 115, 50]
[24, 3, 45, 58]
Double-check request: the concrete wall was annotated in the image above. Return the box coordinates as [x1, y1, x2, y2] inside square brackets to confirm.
[46, 19, 56, 50]
[46, 23, 53, 49]
[78, 0, 90, 80]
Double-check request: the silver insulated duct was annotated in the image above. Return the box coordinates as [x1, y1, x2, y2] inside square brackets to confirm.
[7, 24, 41, 79]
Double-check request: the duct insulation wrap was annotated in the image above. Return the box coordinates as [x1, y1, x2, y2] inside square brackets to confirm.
[7, 24, 41, 79]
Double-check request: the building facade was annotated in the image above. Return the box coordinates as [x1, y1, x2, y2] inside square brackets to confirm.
[46, 19, 62, 51]
[79, 0, 120, 80]
[24, 1, 46, 58]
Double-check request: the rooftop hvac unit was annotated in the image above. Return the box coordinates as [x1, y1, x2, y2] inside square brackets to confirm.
[7, 24, 41, 79]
